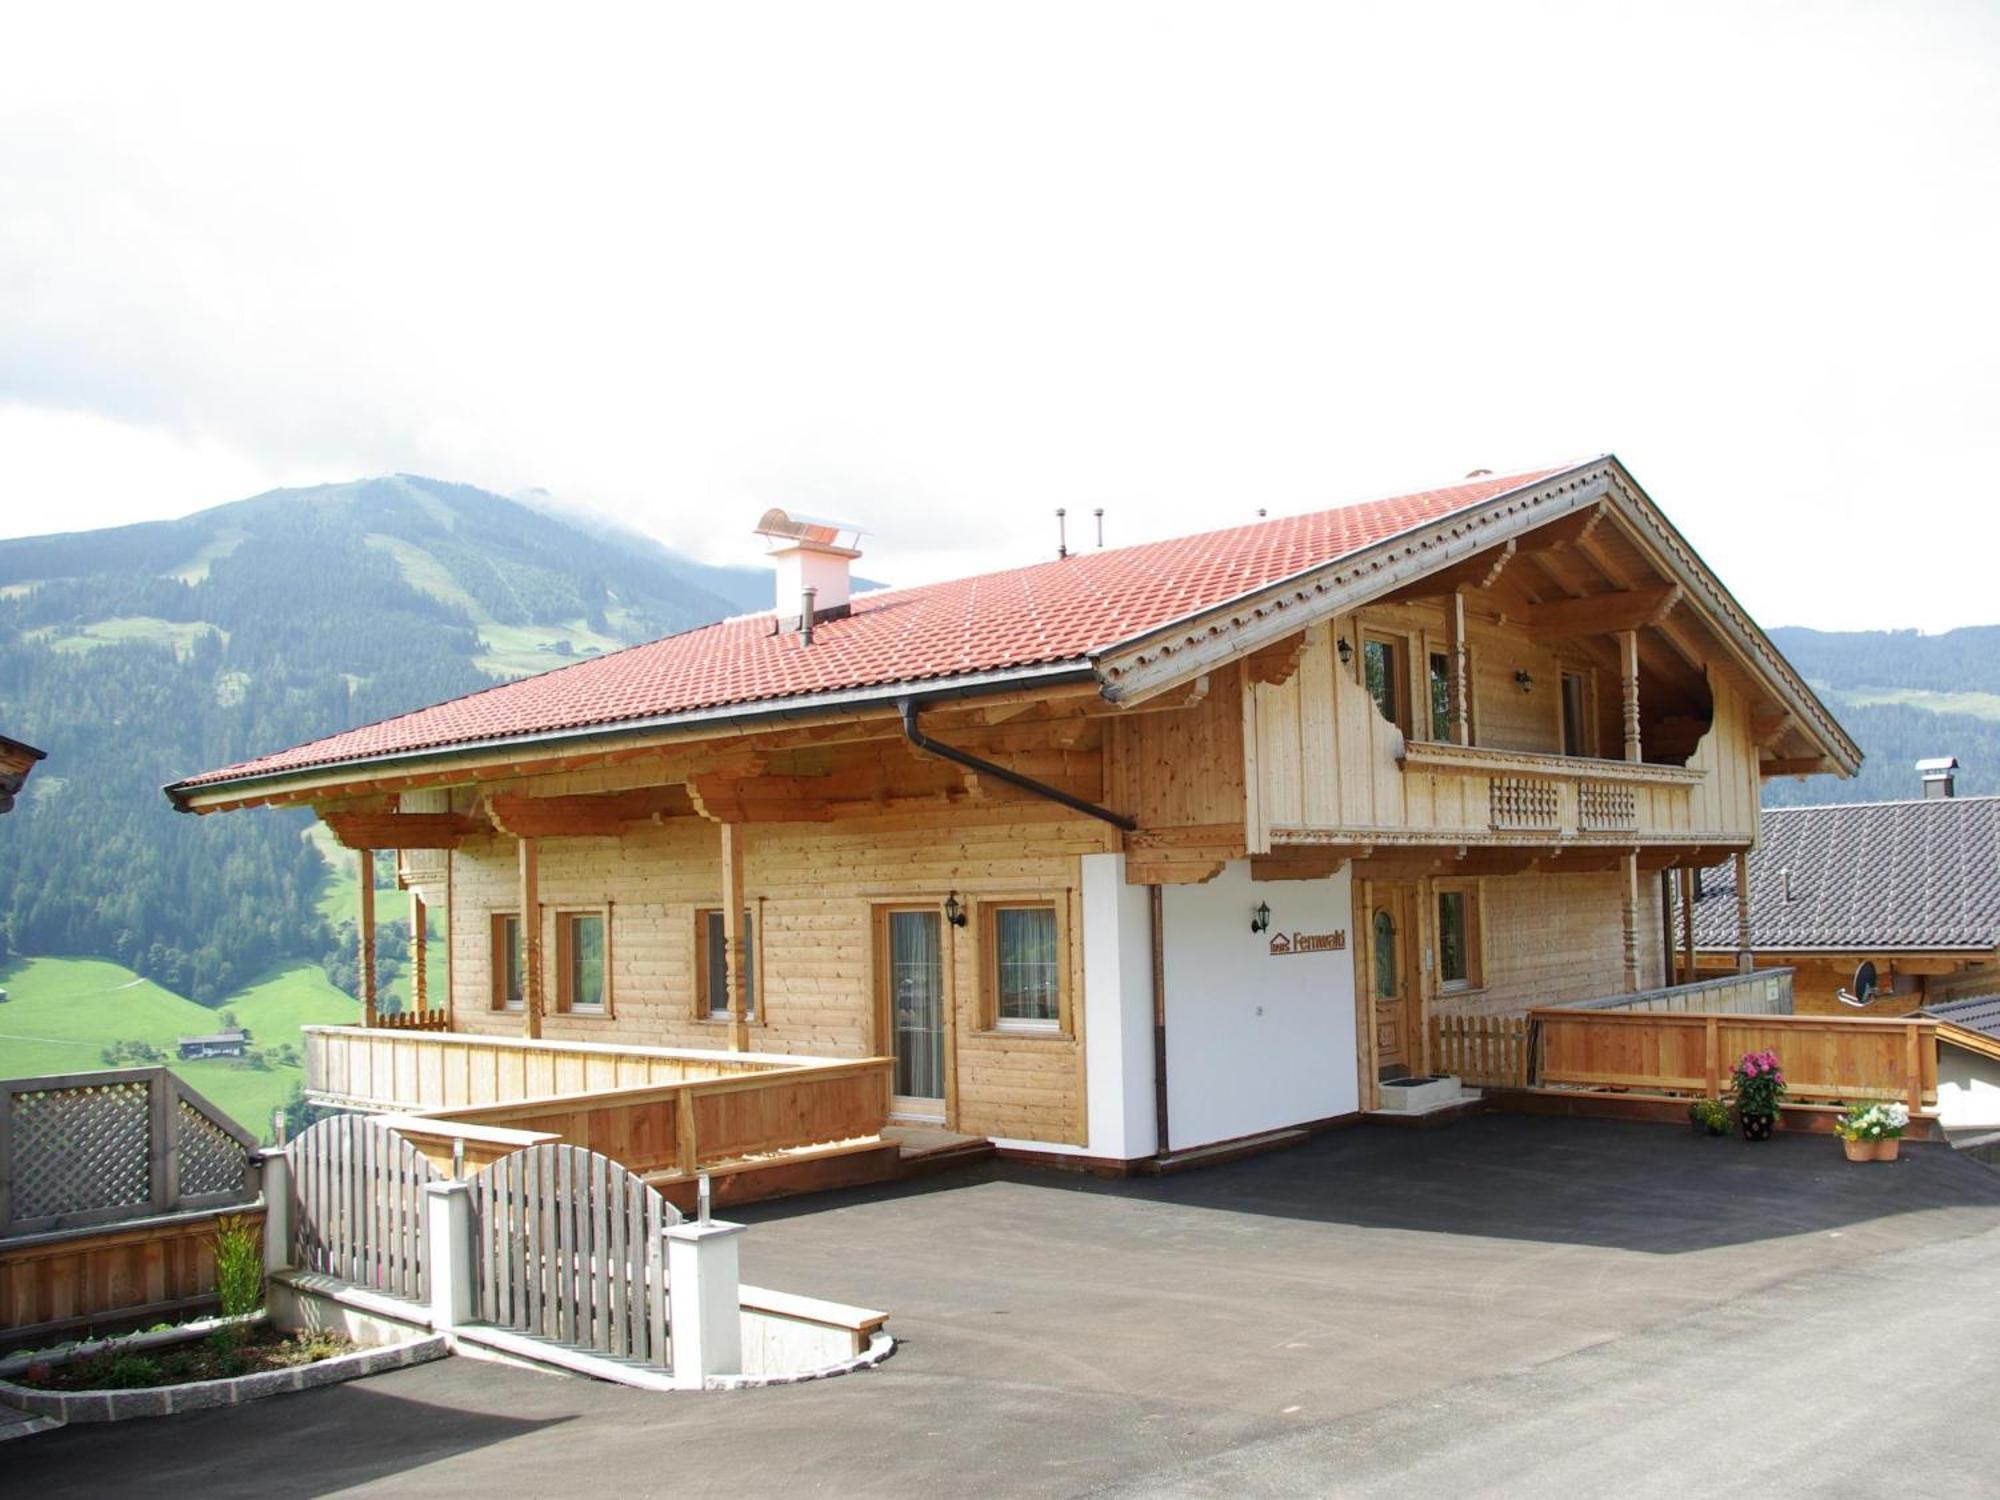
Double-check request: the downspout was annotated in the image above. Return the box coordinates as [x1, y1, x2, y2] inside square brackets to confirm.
[1150, 882, 1170, 1158]
[897, 698, 1137, 831]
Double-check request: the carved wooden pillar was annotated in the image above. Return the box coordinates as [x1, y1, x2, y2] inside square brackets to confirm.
[1447, 590, 1471, 746]
[519, 836, 543, 1038]
[1734, 849, 1753, 974]
[410, 891, 428, 1017]
[356, 849, 377, 1027]
[1620, 851, 1641, 991]
[1619, 629, 1642, 763]
[1678, 866, 1697, 985]
[721, 823, 750, 1052]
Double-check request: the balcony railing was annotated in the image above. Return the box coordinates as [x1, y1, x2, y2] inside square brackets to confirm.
[1397, 740, 1707, 843]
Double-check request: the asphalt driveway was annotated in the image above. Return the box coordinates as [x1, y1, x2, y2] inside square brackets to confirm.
[13, 1115, 2000, 1497]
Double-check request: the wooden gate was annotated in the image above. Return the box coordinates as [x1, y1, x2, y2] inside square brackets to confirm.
[467, 1144, 681, 1367]
[289, 1113, 439, 1301]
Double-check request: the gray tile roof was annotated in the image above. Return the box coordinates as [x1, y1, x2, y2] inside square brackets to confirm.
[1691, 795, 2000, 953]
[1919, 993, 2000, 1040]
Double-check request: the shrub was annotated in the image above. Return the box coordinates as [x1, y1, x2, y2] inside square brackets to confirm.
[1731, 1050, 1787, 1118]
[1688, 1098, 1731, 1134]
[100, 1353, 161, 1389]
[212, 1214, 264, 1320]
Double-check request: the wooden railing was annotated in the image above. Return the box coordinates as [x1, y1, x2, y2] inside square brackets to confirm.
[304, 1026, 831, 1114]
[1533, 1009, 1938, 1112]
[416, 1060, 893, 1182]
[372, 1007, 452, 1034]
[1398, 740, 1707, 844]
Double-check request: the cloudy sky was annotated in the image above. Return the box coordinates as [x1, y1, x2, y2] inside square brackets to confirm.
[2, 2, 1994, 631]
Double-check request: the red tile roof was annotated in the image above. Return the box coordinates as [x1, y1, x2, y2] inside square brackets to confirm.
[171, 464, 1569, 792]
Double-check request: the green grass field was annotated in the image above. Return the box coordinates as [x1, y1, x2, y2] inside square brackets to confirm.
[1830, 685, 2000, 722]
[0, 956, 359, 1139]
[31, 616, 230, 659]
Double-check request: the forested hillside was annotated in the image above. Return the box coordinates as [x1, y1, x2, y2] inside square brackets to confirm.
[0, 476, 768, 1003]
[1766, 626, 2000, 805]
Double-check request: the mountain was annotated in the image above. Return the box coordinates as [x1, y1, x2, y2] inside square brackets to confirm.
[1765, 625, 2000, 806]
[0, 475, 780, 1003]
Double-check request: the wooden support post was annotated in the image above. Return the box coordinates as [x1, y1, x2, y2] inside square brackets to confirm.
[1619, 629, 1642, 763]
[518, 836, 543, 1038]
[1620, 851, 1641, 991]
[1734, 849, 1753, 974]
[1678, 866, 1697, 985]
[1447, 590, 1471, 746]
[1657, 872, 1675, 987]
[356, 849, 378, 1027]
[410, 891, 428, 1017]
[721, 823, 749, 1052]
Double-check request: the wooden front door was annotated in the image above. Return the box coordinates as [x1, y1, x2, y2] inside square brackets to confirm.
[1369, 885, 1420, 1078]
[879, 906, 949, 1121]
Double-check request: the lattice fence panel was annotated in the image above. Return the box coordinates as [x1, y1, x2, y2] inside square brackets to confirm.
[177, 1097, 248, 1195]
[12, 1081, 152, 1221]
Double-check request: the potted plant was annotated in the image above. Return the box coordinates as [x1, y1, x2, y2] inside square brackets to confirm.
[1687, 1098, 1731, 1137]
[1833, 1101, 1911, 1162]
[1730, 1049, 1786, 1140]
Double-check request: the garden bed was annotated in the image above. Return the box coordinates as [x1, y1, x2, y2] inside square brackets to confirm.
[16, 1323, 354, 1391]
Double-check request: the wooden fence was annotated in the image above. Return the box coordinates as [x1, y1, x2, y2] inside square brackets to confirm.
[288, 1113, 440, 1301]
[468, 1143, 678, 1368]
[1429, 1014, 1532, 1088]
[304, 1026, 835, 1114]
[1, 1205, 269, 1340]
[1533, 1009, 1938, 1112]
[415, 1060, 892, 1183]
[1562, 968, 1793, 1017]
[0, 1068, 258, 1239]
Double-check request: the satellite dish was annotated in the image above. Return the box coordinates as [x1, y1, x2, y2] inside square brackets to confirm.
[1837, 961, 1879, 1008]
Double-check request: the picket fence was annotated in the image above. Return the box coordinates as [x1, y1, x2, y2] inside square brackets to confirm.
[289, 1112, 440, 1301]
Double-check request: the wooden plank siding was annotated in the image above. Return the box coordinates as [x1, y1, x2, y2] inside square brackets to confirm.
[439, 799, 1103, 1146]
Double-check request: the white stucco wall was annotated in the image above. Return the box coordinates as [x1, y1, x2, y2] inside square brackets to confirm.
[1938, 1043, 2000, 1131]
[1161, 861, 1358, 1152]
[1079, 852, 1159, 1161]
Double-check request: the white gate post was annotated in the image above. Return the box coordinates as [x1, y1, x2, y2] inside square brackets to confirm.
[665, 1218, 746, 1387]
[260, 1148, 293, 1276]
[425, 1179, 475, 1331]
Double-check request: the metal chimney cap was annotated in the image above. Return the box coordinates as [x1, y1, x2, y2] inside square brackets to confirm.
[1916, 756, 1960, 772]
[753, 508, 864, 555]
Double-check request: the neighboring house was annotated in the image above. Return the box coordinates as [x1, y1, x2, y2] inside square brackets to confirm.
[176, 1028, 252, 1060]
[1686, 778, 2000, 1015]
[1915, 993, 2000, 1142]
[165, 455, 1857, 1167]
[0, 734, 45, 816]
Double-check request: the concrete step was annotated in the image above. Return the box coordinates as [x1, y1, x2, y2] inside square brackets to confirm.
[0, 1398, 63, 1443]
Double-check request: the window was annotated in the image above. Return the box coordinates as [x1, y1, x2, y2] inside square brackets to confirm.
[1363, 635, 1406, 732]
[1561, 671, 1593, 758]
[696, 909, 756, 1020]
[1371, 908, 1398, 1000]
[1428, 651, 1452, 740]
[990, 903, 1062, 1030]
[491, 913, 523, 1011]
[556, 911, 607, 1014]
[1435, 883, 1483, 991]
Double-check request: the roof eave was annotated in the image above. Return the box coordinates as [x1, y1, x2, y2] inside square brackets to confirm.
[166, 659, 1101, 813]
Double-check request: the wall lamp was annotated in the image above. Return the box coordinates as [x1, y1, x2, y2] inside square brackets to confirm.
[1250, 900, 1272, 935]
[1514, 669, 1534, 693]
[1336, 636, 1354, 666]
[943, 891, 968, 928]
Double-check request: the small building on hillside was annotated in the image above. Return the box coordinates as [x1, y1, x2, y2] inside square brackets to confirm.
[1686, 770, 2000, 1015]
[166, 455, 1859, 1168]
[0, 734, 45, 816]
[176, 1027, 252, 1060]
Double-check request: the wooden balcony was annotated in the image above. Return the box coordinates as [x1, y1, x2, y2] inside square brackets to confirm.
[302, 1026, 896, 1206]
[1394, 740, 1712, 845]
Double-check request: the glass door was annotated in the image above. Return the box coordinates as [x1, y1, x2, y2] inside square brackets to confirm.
[884, 908, 946, 1118]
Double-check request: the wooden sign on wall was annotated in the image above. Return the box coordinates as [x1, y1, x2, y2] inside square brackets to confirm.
[1269, 930, 1346, 956]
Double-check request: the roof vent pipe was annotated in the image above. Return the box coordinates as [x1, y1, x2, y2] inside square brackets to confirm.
[1918, 756, 1958, 799]
[1055, 508, 1069, 559]
[801, 586, 816, 647]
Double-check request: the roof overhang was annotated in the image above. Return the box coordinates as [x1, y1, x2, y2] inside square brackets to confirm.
[1089, 455, 1861, 777]
[165, 660, 1098, 813]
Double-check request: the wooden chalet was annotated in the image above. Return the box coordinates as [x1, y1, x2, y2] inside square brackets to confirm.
[165, 456, 1858, 1168]
[0, 734, 45, 817]
[1686, 778, 2000, 1016]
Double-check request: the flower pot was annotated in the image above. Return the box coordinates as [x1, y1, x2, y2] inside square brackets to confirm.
[1878, 1137, 1901, 1162]
[1740, 1113, 1775, 1142]
[1841, 1137, 1874, 1162]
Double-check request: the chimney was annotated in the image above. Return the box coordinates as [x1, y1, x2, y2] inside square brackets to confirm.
[754, 509, 864, 635]
[1917, 756, 1959, 799]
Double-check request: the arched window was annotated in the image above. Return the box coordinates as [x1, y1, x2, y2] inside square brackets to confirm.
[1372, 908, 1398, 1000]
